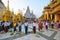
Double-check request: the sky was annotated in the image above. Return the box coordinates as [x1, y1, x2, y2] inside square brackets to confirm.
[2, 0, 50, 18]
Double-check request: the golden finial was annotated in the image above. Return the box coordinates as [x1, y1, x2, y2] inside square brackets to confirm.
[6, 0, 9, 10]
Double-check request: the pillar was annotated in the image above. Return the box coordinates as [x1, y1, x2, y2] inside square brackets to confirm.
[55, 14, 57, 22]
[51, 14, 52, 20]
[47, 14, 49, 20]
[44, 14, 46, 20]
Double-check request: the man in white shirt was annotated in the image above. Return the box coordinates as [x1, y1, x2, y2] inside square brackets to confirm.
[24, 21, 28, 34]
[4, 22, 8, 32]
[7, 21, 10, 29]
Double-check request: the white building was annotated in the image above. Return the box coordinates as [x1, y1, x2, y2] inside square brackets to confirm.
[24, 6, 36, 19]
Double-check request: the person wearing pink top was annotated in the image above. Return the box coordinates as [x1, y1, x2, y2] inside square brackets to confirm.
[33, 21, 37, 33]
[38, 21, 43, 31]
[55, 21, 59, 30]
[43, 21, 46, 29]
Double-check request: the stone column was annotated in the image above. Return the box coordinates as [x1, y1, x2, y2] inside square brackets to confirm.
[44, 14, 46, 20]
[51, 14, 52, 20]
[47, 14, 49, 20]
[55, 14, 57, 22]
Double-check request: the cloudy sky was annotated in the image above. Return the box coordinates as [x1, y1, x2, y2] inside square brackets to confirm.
[2, 0, 50, 18]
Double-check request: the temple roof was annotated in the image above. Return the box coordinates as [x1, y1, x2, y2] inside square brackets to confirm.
[0, 0, 5, 9]
[24, 6, 36, 18]
[0, 0, 4, 5]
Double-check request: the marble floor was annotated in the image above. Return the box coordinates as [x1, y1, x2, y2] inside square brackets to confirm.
[54, 31, 60, 40]
[14, 34, 47, 40]
[0, 24, 60, 40]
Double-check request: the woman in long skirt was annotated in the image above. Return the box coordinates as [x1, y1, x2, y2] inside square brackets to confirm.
[38, 21, 43, 31]
[33, 21, 37, 33]
[46, 22, 49, 30]
[56, 21, 59, 30]
[18, 21, 22, 32]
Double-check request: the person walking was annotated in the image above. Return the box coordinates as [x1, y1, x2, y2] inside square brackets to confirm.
[4, 22, 8, 32]
[13, 22, 17, 32]
[7, 21, 11, 29]
[24, 21, 28, 34]
[55, 21, 59, 30]
[18, 21, 22, 32]
[43, 21, 46, 29]
[33, 21, 37, 33]
[58, 22, 60, 29]
[51, 21, 54, 29]
[38, 21, 43, 31]
[46, 21, 49, 30]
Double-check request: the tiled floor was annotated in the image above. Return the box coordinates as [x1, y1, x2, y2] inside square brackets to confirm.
[14, 34, 47, 40]
[0, 24, 60, 40]
[54, 31, 60, 40]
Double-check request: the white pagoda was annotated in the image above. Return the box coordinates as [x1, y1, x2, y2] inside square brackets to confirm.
[24, 6, 36, 20]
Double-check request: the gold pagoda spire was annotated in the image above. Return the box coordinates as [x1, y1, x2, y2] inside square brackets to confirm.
[6, 0, 9, 10]
[18, 9, 22, 15]
[2, 0, 11, 22]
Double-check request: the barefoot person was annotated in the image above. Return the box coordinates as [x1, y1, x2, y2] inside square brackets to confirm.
[38, 21, 43, 31]
[18, 21, 22, 32]
[24, 21, 28, 34]
[51, 21, 54, 29]
[4, 22, 8, 32]
[13, 22, 17, 32]
[46, 21, 49, 30]
[33, 21, 37, 34]
[43, 21, 46, 30]
[55, 21, 59, 30]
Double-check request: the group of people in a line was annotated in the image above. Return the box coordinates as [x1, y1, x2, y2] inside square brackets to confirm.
[0, 19, 60, 34]
[0, 20, 12, 32]
[38, 21, 60, 31]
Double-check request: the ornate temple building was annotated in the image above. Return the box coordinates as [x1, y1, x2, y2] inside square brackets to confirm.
[40, 0, 60, 22]
[0, 0, 5, 19]
[2, 0, 12, 22]
[2, 0, 25, 22]
[24, 6, 36, 21]
[16, 9, 25, 22]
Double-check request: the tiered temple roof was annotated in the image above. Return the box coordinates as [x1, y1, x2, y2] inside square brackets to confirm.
[24, 6, 36, 19]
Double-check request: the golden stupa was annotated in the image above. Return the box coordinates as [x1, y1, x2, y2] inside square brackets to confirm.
[2, 0, 25, 22]
[2, 0, 11, 22]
